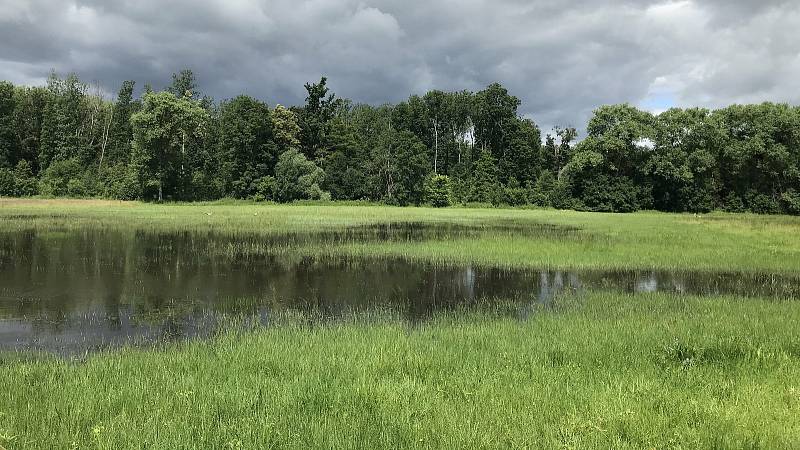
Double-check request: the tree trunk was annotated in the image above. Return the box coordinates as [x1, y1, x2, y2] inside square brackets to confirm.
[98, 107, 113, 169]
[433, 120, 439, 174]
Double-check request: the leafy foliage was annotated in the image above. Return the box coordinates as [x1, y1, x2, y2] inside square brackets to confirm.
[0, 72, 798, 214]
[424, 174, 452, 207]
[273, 149, 328, 202]
[130, 91, 209, 201]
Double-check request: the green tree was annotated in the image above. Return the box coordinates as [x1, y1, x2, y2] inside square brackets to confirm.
[0, 81, 17, 168]
[562, 104, 655, 212]
[130, 91, 209, 201]
[296, 77, 343, 160]
[499, 117, 541, 184]
[271, 105, 301, 152]
[0, 159, 37, 197]
[423, 90, 448, 174]
[13, 160, 37, 196]
[322, 118, 368, 200]
[273, 148, 327, 202]
[38, 158, 83, 196]
[468, 148, 500, 204]
[529, 171, 555, 206]
[12, 86, 48, 174]
[392, 95, 431, 148]
[105, 80, 138, 167]
[39, 73, 92, 170]
[373, 130, 430, 205]
[168, 69, 198, 99]
[217, 95, 276, 197]
[648, 108, 722, 212]
[473, 83, 520, 159]
[424, 174, 452, 207]
[503, 177, 527, 206]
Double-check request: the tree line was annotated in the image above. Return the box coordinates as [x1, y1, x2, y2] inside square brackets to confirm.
[1, 70, 799, 214]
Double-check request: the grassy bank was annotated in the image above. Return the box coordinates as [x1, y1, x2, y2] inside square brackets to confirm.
[1, 292, 799, 449]
[1, 198, 800, 272]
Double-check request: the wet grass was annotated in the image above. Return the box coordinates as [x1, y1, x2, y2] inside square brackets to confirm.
[2, 199, 799, 448]
[1, 199, 800, 272]
[1, 292, 800, 449]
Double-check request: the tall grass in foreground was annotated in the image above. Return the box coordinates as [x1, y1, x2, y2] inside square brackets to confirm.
[1, 292, 799, 449]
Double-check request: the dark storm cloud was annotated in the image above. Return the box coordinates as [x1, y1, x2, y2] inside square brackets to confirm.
[1, 0, 798, 133]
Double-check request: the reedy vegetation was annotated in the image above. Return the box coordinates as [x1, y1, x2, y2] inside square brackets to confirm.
[1, 202, 800, 448]
[1, 293, 800, 449]
[1, 70, 799, 213]
[1, 199, 799, 272]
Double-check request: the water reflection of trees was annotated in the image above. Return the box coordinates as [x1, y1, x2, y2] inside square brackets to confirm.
[1, 229, 799, 353]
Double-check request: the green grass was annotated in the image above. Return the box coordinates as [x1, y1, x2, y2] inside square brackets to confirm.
[2, 293, 800, 449]
[1, 198, 800, 272]
[2, 199, 800, 448]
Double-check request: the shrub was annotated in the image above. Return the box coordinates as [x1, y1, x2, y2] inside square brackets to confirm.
[746, 191, 780, 214]
[579, 175, 641, 212]
[780, 190, 800, 215]
[550, 180, 579, 210]
[682, 186, 714, 213]
[273, 149, 328, 202]
[66, 178, 87, 197]
[102, 163, 140, 200]
[0, 160, 38, 197]
[190, 170, 224, 201]
[722, 193, 746, 213]
[503, 177, 527, 206]
[14, 160, 38, 196]
[0, 168, 13, 196]
[528, 173, 554, 207]
[424, 174, 452, 207]
[252, 176, 276, 202]
[39, 158, 83, 197]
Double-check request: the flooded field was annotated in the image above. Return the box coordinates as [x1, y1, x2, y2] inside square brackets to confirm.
[1, 225, 797, 354]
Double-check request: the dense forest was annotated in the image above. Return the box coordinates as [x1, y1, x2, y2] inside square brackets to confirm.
[1, 70, 799, 214]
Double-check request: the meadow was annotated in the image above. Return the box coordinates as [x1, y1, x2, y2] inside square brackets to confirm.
[2, 293, 800, 449]
[1, 199, 800, 449]
[1, 198, 799, 272]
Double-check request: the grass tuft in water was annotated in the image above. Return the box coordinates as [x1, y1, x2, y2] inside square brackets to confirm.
[2, 292, 800, 449]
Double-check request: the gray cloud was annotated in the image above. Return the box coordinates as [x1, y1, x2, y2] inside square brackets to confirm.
[1, 0, 798, 134]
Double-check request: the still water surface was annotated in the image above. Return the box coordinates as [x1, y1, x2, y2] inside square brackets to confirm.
[0, 225, 797, 354]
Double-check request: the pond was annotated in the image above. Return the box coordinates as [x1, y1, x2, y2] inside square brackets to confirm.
[0, 226, 797, 354]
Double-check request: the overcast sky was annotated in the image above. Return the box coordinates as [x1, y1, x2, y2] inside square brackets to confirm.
[1, 0, 799, 133]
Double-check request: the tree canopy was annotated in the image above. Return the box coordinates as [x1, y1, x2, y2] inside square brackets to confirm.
[0, 69, 798, 215]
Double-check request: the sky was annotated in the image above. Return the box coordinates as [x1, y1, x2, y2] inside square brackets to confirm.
[1, 0, 799, 134]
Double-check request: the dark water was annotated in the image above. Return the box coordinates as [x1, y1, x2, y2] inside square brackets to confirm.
[0, 226, 797, 354]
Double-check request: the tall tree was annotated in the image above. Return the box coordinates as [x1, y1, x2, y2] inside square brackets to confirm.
[39, 73, 92, 170]
[168, 69, 198, 99]
[130, 91, 209, 201]
[468, 148, 500, 204]
[322, 118, 368, 200]
[648, 107, 720, 212]
[271, 104, 301, 152]
[296, 77, 342, 160]
[372, 129, 430, 205]
[104, 80, 138, 167]
[562, 104, 655, 212]
[0, 81, 17, 168]
[498, 117, 541, 184]
[12, 86, 47, 173]
[423, 90, 448, 174]
[472, 83, 520, 157]
[217, 95, 276, 197]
